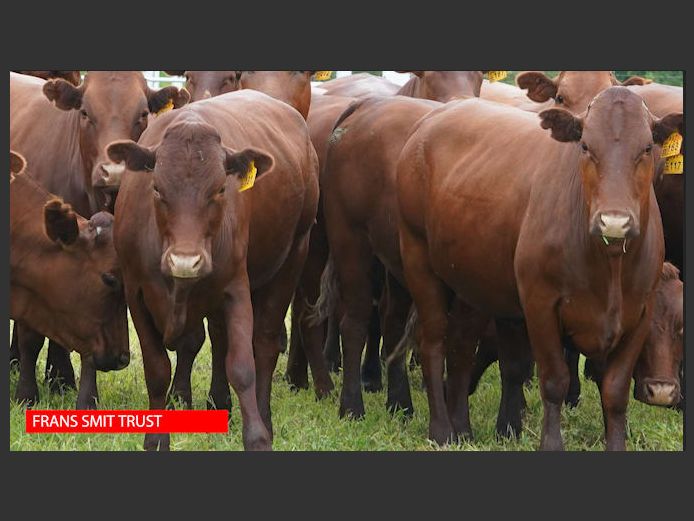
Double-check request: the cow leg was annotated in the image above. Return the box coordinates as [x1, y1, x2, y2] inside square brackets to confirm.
[286, 299, 310, 390]
[207, 315, 232, 411]
[76, 356, 98, 410]
[599, 314, 650, 451]
[495, 319, 533, 438]
[564, 344, 581, 408]
[400, 225, 454, 444]
[253, 234, 312, 437]
[223, 275, 271, 451]
[361, 301, 383, 392]
[523, 298, 568, 451]
[10, 323, 20, 370]
[468, 325, 498, 396]
[445, 300, 488, 440]
[45, 341, 76, 393]
[129, 290, 171, 451]
[329, 229, 374, 420]
[169, 323, 206, 409]
[324, 312, 342, 373]
[382, 273, 413, 416]
[14, 324, 45, 406]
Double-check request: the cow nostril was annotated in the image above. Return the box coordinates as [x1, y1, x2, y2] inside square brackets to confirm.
[118, 353, 130, 369]
[598, 213, 631, 239]
[645, 382, 677, 405]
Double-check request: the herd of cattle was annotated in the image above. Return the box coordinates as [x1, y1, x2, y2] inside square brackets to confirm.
[9, 70, 684, 451]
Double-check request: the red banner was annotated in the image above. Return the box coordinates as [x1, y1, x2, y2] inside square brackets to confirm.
[25, 410, 229, 433]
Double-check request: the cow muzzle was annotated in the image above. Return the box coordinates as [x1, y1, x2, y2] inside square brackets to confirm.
[164, 249, 211, 279]
[93, 351, 130, 372]
[635, 378, 680, 406]
[592, 211, 637, 240]
[96, 161, 126, 187]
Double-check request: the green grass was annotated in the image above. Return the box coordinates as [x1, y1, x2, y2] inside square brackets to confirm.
[9, 316, 683, 451]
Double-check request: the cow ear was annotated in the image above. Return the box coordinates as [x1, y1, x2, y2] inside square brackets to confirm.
[147, 85, 190, 114]
[652, 112, 684, 144]
[43, 78, 83, 110]
[224, 147, 274, 180]
[107, 140, 157, 172]
[44, 198, 79, 246]
[10, 151, 26, 178]
[621, 76, 652, 86]
[539, 108, 583, 143]
[517, 71, 558, 103]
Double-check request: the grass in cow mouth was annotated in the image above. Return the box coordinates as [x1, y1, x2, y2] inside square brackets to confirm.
[8, 316, 683, 451]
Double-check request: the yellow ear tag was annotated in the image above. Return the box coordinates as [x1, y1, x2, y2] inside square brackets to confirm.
[313, 71, 333, 81]
[156, 98, 174, 116]
[487, 71, 508, 82]
[238, 161, 257, 192]
[661, 132, 682, 158]
[664, 154, 683, 175]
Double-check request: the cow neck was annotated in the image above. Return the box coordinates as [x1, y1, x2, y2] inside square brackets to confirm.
[67, 110, 99, 216]
[397, 78, 417, 98]
[163, 279, 194, 345]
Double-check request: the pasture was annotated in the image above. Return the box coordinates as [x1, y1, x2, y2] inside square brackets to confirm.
[9, 316, 683, 451]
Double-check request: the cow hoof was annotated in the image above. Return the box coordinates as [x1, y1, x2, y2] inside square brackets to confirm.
[243, 425, 272, 451]
[207, 393, 232, 412]
[495, 421, 522, 440]
[15, 389, 39, 408]
[339, 402, 366, 420]
[428, 421, 455, 446]
[285, 372, 310, 392]
[76, 397, 98, 410]
[144, 433, 170, 451]
[362, 378, 383, 393]
[386, 399, 414, 418]
[314, 381, 335, 400]
[539, 438, 564, 451]
[564, 395, 581, 408]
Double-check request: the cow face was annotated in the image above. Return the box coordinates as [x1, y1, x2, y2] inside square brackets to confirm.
[400, 71, 485, 101]
[517, 71, 653, 115]
[633, 262, 683, 406]
[539, 87, 683, 248]
[107, 120, 274, 281]
[40, 200, 129, 371]
[238, 71, 314, 119]
[175, 71, 241, 102]
[42, 72, 190, 212]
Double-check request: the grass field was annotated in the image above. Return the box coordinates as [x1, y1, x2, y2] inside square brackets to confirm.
[9, 316, 683, 451]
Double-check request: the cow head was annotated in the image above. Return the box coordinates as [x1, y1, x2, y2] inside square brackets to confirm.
[539, 87, 683, 250]
[517, 71, 653, 115]
[42, 71, 190, 212]
[107, 119, 274, 282]
[10, 150, 26, 181]
[237, 71, 315, 119]
[633, 262, 683, 406]
[16, 70, 82, 86]
[169, 71, 241, 102]
[398, 71, 485, 101]
[39, 199, 129, 371]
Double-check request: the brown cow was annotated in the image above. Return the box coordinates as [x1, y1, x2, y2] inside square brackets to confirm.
[319, 72, 400, 98]
[10, 151, 129, 408]
[10, 71, 190, 217]
[10, 71, 188, 399]
[396, 71, 485, 101]
[14, 70, 82, 85]
[168, 71, 316, 119]
[109, 89, 318, 450]
[397, 88, 680, 450]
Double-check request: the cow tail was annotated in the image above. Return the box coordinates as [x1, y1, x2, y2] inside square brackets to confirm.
[306, 255, 339, 328]
[385, 305, 418, 367]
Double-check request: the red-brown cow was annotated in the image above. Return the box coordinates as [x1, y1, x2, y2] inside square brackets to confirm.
[10, 151, 129, 408]
[10, 71, 188, 399]
[397, 88, 681, 450]
[109, 89, 318, 450]
[168, 71, 317, 119]
[319, 72, 400, 98]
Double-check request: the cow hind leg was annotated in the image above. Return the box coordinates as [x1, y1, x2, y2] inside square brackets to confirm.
[564, 343, 581, 408]
[468, 326, 499, 396]
[10, 323, 20, 370]
[45, 341, 76, 393]
[207, 315, 232, 412]
[361, 302, 383, 392]
[169, 323, 206, 409]
[495, 319, 533, 439]
[324, 312, 342, 373]
[286, 298, 310, 390]
[382, 273, 414, 416]
[14, 324, 45, 406]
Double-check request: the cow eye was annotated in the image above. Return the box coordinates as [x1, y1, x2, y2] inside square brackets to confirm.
[218, 185, 226, 195]
[80, 109, 91, 121]
[644, 144, 653, 154]
[101, 273, 120, 290]
[581, 142, 589, 153]
[152, 185, 162, 199]
[555, 95, 565, 105]
[141, 110, 149, 119]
